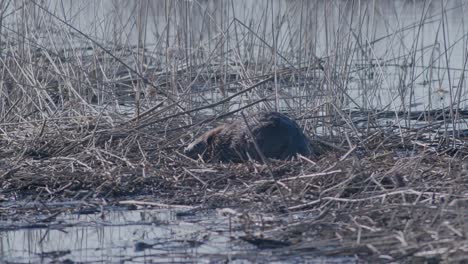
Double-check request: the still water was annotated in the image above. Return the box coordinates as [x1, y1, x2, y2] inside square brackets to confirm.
[11, 0, 468, 110]
[0, 204, 352, 263]
[1, 208, 237, 263]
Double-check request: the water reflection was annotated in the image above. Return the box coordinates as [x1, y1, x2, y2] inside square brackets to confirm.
[7, 0, 467, 111]
[1, 209, 239, 263]
[0, 207, 356, 263]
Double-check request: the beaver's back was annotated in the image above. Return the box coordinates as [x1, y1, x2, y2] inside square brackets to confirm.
[184, 112, 312, 162]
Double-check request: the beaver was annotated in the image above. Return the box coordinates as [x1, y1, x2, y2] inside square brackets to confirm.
[184, 112, 312, 162]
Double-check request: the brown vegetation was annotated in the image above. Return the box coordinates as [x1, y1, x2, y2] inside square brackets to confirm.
[184, 111, 312, 162]
[1, 1, 468, 262]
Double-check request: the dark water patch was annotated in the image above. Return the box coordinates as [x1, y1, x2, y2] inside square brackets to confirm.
[0, 205, 353, 263]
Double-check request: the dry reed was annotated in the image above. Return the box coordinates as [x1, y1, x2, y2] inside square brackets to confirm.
[1, 0, 468, 262]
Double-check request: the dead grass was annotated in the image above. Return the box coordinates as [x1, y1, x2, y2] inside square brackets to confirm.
[2, 112, 468, 262]
[2, 0, 468, 262]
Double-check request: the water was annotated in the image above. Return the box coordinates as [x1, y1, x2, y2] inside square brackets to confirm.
[0, 205, 353, 263]
[0, 207, 248, 263]
[10, 0, 468, 111]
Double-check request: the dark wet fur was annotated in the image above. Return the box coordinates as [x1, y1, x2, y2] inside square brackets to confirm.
[184, 112, 312, 162]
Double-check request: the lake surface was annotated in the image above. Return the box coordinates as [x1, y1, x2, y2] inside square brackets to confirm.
[0, 202, 354, 263]
[6, 0, 467, 111]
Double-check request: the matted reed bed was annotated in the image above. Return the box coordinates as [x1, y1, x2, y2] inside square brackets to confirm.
[2, 105, 468, 262]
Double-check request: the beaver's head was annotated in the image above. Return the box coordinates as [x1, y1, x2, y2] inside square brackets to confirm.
[184, 137, 208, 159]
[184, 126, 225, 160]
